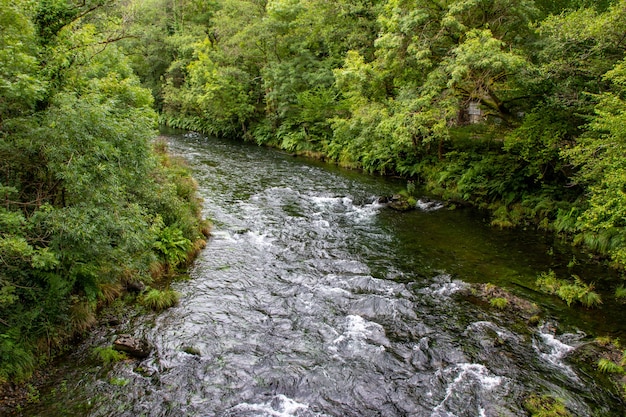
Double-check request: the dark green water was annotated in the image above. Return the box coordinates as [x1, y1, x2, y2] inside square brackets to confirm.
[18, 132, 625, 416]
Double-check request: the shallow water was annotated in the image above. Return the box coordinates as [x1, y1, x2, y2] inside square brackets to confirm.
[20, 132, 625, 416]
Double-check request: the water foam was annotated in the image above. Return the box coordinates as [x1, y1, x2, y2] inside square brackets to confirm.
[330, 315, 388, 353]
[432, 363, 503, 416]
[241, 230, 275, 248]
[416, 198, 445, 211]
[467, 321, 520, 343]
[419, 274, 468, 298]
[533, 330, 579, 380]
[229, 395, 310, 417]
[309, 195, 380, 223]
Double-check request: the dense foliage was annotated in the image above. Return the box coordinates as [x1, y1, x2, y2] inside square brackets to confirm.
[128, 0, 626, 273]
[0, 0, 207, 382]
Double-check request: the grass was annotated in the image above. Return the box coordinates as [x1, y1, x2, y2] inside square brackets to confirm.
[140, 288, 180, 312]
[70, 301, 97, 335]
[98, 282, 123, 306]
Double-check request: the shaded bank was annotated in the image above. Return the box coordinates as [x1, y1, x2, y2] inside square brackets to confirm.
[0, 140, 209, 409]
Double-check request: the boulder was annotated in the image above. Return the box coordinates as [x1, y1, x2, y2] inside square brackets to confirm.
[113, 334, 151, 359]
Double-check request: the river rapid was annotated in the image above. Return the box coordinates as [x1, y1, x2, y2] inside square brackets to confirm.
[20, 132, 625, 416]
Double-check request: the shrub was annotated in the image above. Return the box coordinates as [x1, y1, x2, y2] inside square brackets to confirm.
[615, 285, 626, 300]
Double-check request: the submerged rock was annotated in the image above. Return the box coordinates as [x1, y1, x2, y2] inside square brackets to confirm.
[113, 334, 151, 359]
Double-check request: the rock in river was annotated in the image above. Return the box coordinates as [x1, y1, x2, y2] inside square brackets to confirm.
[113, 334, 152, 359]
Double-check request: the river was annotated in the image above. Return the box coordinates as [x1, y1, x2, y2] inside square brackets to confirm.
[20, 131, 625, 416]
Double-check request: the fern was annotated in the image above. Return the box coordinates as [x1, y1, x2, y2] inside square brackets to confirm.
[536, 270, 561, 294]
[615, 285, 626, 300]
[537, 272, 601, 308]
[0, 334, 35, 382]
[154, 226, 192, 268]
[597, 358, 624, 374]
[579, 290, 602, 308]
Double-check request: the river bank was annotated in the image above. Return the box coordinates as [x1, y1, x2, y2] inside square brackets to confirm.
[0, 139, 210, 413]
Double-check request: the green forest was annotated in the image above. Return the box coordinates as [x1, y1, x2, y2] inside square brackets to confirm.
[2, 0, 626, 386]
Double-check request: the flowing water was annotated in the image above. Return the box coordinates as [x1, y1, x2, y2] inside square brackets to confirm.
[21, 132, 625, 416]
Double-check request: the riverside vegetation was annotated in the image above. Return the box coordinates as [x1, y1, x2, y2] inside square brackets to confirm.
[1, 0, 626, 399]
[0, 0, 209, 384]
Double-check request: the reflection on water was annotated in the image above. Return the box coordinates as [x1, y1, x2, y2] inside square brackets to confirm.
[19, 132, 625, 416]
